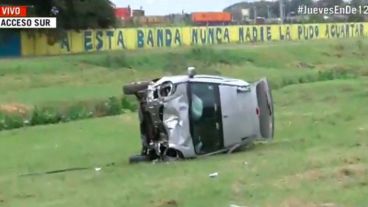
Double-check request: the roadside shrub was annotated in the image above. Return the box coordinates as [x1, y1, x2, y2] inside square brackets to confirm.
[188, 47, 243, 66]
[121, 96, 138, 111]
[304, 74, 318, 83]
[268, 80, 281, 90]
[334, 43, 345, 52]
[0, 112, 6, 131]
[0, 95, 141, 131]
[64, 103, 92, 121]
[334, 66, 357, 79]
[190, 47, 215, 60]
[4, 114, 25, 129]
[281, 77, 297, 87]
[318, 70, 334, 81]
[298, 77, 305, 84]
[82, 53, 131, 69]
[104, 53, 131, 69]
[106, 96, 122, 115]
[163, 52, 188, 75]
[31, 106, 62, 126]
[94, 97, 122, 117]
[357, 39, 364, 51]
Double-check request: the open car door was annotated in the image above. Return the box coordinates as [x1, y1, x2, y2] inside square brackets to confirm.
[255, 78, 274, 139]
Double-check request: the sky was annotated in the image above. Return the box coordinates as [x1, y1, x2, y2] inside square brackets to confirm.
[111, 0, 248, 15]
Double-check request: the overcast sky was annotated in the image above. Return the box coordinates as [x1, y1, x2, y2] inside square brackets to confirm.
[111, 0, 248, 15]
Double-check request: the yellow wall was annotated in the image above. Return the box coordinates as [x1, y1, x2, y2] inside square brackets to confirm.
[21, 23, 368, 56]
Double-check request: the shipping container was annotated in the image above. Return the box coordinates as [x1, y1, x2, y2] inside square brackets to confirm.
[191, 12, 232, 24]
[115, 7, 131, 20]
[133, 16, 170, 26]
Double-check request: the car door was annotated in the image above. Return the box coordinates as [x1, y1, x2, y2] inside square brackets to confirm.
[188, 82, 224, 155]
[255, 78, 274, 139]
[219, 84, 258, 147]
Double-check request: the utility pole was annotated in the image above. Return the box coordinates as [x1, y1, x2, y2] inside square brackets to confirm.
[253, 6, 257, 24]
[279, 0, 284, 24]
[267, 5, 270, 19]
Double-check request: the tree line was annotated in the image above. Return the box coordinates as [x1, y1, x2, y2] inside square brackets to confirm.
[1, 0, 116, 29]
[225, 0, 368, 22]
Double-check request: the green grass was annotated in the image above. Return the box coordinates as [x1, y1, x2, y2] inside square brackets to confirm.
[0, 38, 367, 105]
[0, 39, 368, 207]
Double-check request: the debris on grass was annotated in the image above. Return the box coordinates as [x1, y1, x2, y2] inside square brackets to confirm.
[229, 204, 247, 207]
[157, 199, 178, 207]
[280, 197, 319, 207]
[209, 172, 219, 178]
[319, 203, 338, 207]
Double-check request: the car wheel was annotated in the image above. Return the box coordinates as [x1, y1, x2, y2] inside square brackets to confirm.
[123, 81, 150, 95]
[257, 81, 273, 138]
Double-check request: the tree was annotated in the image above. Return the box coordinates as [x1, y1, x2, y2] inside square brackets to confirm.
[54, 0, 116, 30]
[1, 0, 116, 30]
[348, 0, 366, 22]
[315, 0, 343, 7]
[289, 0, 313, 13]
[1, 0, 116, 44]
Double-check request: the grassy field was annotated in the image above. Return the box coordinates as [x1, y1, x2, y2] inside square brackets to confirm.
[0, 39, 368, 207]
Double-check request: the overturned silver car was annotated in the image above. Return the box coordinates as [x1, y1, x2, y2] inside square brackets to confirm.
[123, 67, 274, 163]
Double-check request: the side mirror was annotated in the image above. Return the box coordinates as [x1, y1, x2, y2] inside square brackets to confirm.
[187, 66, 196, 78]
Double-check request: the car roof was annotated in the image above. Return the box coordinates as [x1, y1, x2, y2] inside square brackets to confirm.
[154, 75, 250, 87]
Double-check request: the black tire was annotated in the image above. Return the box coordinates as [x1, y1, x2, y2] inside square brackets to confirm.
[123, 81, 150, 95]
[268, 82, 275, 138]
[257, 80, 274, 138]
[129, 155, 149, 164]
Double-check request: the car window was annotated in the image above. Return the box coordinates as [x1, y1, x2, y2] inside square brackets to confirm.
[191, 94, 203, 121]
[190, 83, 222, 154]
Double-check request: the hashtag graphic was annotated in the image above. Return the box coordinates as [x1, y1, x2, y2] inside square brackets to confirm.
[298, 5, 304, 15]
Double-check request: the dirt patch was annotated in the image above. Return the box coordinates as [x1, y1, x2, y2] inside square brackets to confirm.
[336, 164, 366, 179]
[0, 194, 4, 203]
[156, 200, 178, 207]
[339, 85, 355, 92]
[342, 156, 361, 165]
[295, 169, 324, 181]
[319, 203, 339, 207]
[273, 169, 324, 189]
[284, 163, 366, 185]
[335, 53, 343, 58]
[279, 198, 338, 207]
[279, 198, 316, 207]
[0, 103, 31, 115]
[321, 52, 332, 57]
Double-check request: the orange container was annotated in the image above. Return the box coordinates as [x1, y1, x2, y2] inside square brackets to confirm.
[191, 12, 232, 23]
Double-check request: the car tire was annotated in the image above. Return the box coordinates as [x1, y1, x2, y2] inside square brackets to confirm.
[129, 155, 149, 164]
[257, 81, 273, 138]
[123, 81, 150, 95]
